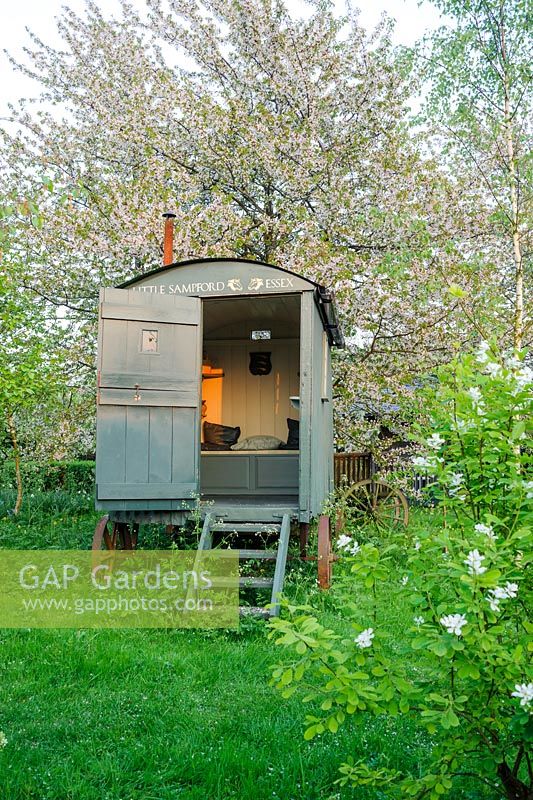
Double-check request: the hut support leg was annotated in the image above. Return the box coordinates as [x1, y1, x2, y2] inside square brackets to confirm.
[317, 515, 332, 590]
[299, 522, 309, 559]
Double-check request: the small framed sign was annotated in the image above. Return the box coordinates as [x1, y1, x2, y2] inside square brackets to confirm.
[141, 329, 159, 353]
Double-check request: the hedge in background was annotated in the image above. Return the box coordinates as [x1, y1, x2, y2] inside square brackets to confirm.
[0, 461, 95, 495]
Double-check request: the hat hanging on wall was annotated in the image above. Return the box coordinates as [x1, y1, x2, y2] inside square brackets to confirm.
[249, 351, 272, 376]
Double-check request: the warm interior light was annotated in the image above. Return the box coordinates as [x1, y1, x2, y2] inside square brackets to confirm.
[202, 365, 225, 379]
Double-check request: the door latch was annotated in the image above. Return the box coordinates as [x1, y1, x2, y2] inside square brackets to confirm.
[133, 384, 141, 401]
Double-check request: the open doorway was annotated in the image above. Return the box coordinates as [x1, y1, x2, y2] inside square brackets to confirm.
[200, 294, 301, 501]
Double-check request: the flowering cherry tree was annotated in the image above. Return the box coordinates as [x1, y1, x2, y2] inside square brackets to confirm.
[270, 346, 532, 799]
[0, 0, 510, 442]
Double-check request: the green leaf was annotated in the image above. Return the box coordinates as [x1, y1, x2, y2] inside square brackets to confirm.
[441, 707, 460, 729]
[511, 421, 526, 440]
[448, 284, 467, 298]
[327, 716, 339, 733]
[280, 668, 293, 686]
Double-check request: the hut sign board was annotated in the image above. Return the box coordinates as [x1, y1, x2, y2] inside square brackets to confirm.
[133, 275, 297, 295]
[126, 261, 311, 298]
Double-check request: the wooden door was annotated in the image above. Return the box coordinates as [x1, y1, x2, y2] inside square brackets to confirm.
[96, 288, 202, 505]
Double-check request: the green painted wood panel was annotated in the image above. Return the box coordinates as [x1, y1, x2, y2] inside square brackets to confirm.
[100, 318, 199, 391]
[99, 388, 197, 407]
[255, 456, 299, 489]
[309, 309, 334, 516]
[125, 405, 149, 485]
[200, 453, 299, 495]
[298, 292, 313, 519]
[98, 483, 197, 500]
[102, 302, 199, 325]
[148, 407, 172, 483]
[201, 455, 251, 490]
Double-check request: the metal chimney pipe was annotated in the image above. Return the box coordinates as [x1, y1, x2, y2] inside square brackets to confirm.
[162, 212, 176, 266]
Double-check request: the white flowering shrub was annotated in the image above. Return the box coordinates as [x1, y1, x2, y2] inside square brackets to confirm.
[270, 347, 532, 800]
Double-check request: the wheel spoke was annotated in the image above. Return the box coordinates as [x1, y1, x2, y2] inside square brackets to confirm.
[339, 480, 409, 533]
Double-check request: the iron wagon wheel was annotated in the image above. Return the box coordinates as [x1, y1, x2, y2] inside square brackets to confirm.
[92, 516, 139, 550]
[338, 479, 409, 534]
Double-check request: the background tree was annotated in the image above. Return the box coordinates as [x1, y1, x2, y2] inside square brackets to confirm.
[0, 195, 63, 513]
[420, 0, 532, 350]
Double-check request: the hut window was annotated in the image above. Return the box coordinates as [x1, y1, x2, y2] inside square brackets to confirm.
[141, 329, 159, 353]
[251, 329, 271, 340]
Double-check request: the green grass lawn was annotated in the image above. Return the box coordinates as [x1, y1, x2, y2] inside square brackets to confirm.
[0, 494, 496, 799]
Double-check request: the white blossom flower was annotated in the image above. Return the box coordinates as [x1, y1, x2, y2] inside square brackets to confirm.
[511, 683, 533, 710]
[355, 628, 374, 649]
[0, 732, 6, 749]
[474, 523, 496, 543]
[464, 549, 487, 576]
[337, 534, 361, 556]
[413, 616, 425, 627]
[449, 472, 464, 487]
[487, 582, 518, 612]
[491, 587, 509, 600]
[475, 341, 491, 364]
[485, 362, 502, 378]
[487, 594, 500, 612]
[401, 575, 409, 586]
[455, 419, 473, 433]
[337, 534, 352, 550]
[412, 455, 442, 471]
[524, 481, 533, 500]
[467, 387, 482, 403]
[412, 456, 432, 470]
[426, 433, 445, 450]
[414, 539, 421, 551]
[505, 354, 522, 370]
[466, 386, 487, 415]
[440, 614, 467, 636]
[515, 366, 533, 389]
[448, 472, 465, 498]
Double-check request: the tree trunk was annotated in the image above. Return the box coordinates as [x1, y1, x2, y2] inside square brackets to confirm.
[6, 412, 23, 515]
[500, 17, 524, 350]
[497, 760, 532, 800]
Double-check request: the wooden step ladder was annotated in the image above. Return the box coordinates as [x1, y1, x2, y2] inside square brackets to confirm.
[195, 512, 292, 617]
